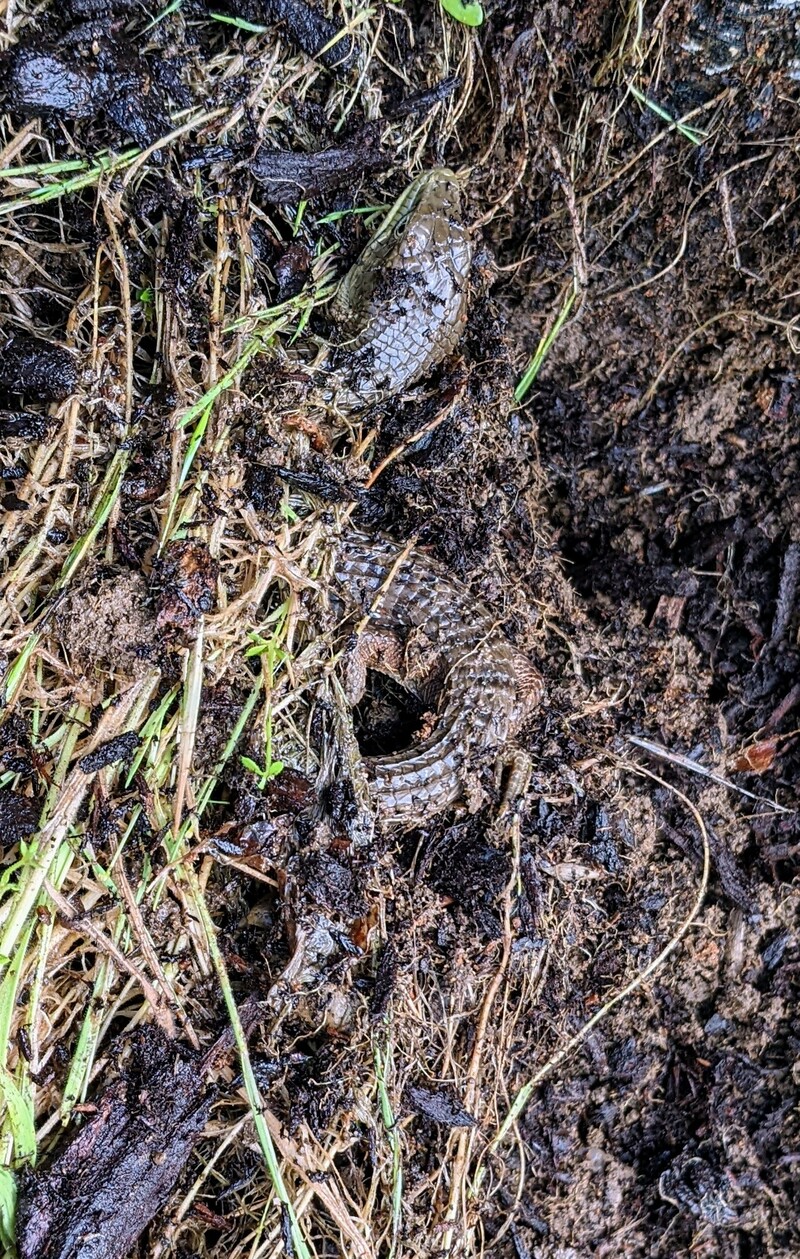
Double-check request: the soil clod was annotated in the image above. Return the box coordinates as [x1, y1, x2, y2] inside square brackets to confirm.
[0, 333, 77, 402]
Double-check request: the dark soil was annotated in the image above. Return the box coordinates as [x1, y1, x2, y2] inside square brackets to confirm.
[478, 2, 800, 1254]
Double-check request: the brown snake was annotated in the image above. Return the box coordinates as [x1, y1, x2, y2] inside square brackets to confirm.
[321, 169, 536, 824]
[333, 532, 538, 827]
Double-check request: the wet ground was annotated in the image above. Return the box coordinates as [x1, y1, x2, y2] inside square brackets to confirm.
[0, 1, 798, 1257]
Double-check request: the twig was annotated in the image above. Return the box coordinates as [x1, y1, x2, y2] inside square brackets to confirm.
[627, 735, 792, 814]
[43, 881, 175, 1038]
[364, 386, 464, 489]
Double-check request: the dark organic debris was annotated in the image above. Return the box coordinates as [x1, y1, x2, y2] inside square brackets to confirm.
[405, 1083, 477, 1128]
[659, 1153, 738, 1226]
[16, 1028, 214, 1259]
[274, 464, 360, 504]
[229, 0, 357, 73]
[770, 541, 800, 645]
[121, 456, 169, 504]
[0, 334, 78, 402]
[390, 76, 461, 120]
[161, 198, 202, 300]
[250, 129, 389, 200]
[104, 79, 170, 152]
[181, 143, 236, 171]
[0, 410, 51, 442]
[209, 817, 291, 871]
[7, 42, 172, 149]
[264, 765, 315, 814]
[65, 0, 140, 16]
[78, 731, 141, 774]
[274, 241, 312, 300]
[244, 463, 281, 513]
[152, 539, 218, 632]
[296, 850, 364, 918]
[0, 789, 39, 845]
[8, 48, 101, 119]
[2, 491, 28, 511]
[421, 821, 510, 938]
[370, 939, 398, 1019]
[284, 1044, 353, 1136]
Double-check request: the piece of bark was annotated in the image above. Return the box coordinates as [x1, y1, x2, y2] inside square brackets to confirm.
[251, 130, 389, 200]
[249, 76, 460, 201]
[405, 1083, 477, 1128]
[16, 999, 264, 1259]
[17, 1027, 214, 1259]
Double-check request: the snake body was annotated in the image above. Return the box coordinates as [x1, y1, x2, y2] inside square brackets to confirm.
[320, 171, 533, 824]
[325, 168, 472, 411]
[333, 533, 534, 826]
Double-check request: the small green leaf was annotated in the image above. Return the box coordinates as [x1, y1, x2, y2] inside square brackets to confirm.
[279, 499, 299, 523]
[240, 756, 263, 775]
[440, 0, 483, 27]
[0, 1166, 17, 1253]
[264, 761, 284, 781]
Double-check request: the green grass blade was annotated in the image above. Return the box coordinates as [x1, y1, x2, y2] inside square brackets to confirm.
[374, 1035, 403, 1257]
[0, 149, 141, 218]
[176, 335, 265, 430]
[515, 283, 578, 403]
[210, 10, 268, 32]
[0, 1073, 35, 1166]
[186, 867, 312, 1259]
[628, 83, 708, 145]
[55, 451, 128, 593]
[0, 927, 35, 1071]
[0, 1165, 16, 1252]
[0, 157, 88, 179]
[0, 701, 86, 971]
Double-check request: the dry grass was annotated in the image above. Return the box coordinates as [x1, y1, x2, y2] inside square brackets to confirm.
[0, 5, 517, 1255]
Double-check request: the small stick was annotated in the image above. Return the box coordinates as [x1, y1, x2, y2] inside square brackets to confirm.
[627, 735, 792, 813]
[112, 856, 199, 1049]
[365, 404, 456, 489]
[44, 879, 176, 1038]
